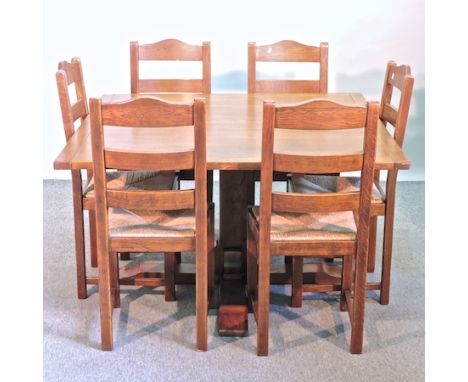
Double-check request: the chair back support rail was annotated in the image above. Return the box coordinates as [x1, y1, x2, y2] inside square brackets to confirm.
[248, 40, 328, 93]
[130, 39, 211, 94]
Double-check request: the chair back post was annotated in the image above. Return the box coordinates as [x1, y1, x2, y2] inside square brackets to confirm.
[248, 42, 256, 93]
[130, 41, 140, 94]
[319, 42, 329, 93]
[202, 42, 211, 94]
[89, 96, 113, 348]
[193, 97, 208, 347]
[394, 73, 414, 147]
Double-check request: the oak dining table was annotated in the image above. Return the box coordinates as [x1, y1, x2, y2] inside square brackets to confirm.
[53, 92, 411, 336]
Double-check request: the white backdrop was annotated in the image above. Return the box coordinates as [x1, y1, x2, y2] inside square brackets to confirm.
[44, 0, 425, 180]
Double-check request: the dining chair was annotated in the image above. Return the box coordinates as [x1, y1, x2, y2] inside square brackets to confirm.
[89, 95, 214, 351]
[130, 39, 213, 201]
[248, 40, 328, 93]
[248, 40, 329, 269]
[291, 61, 414, 304]
[246, 98, 379, 355]
[56, 58, 177, 299]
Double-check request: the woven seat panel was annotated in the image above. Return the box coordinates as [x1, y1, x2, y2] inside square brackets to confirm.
[291, 174, 383, 203]
[251, 206, 356, 242]
[85, 170, 176, 196]
[109, 208, 195, 238]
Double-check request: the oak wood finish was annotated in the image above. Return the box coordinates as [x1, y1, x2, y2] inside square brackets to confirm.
[130, 39, 213, 204]
[130, 39, 211, 94]
[90, 96, 212, 351]
[291, 62, 414, 304]
[54, 93, 410, 172]
[56, 57, 97, 299]
[248, 41, 328, 94]
[247, 99, 379, 355]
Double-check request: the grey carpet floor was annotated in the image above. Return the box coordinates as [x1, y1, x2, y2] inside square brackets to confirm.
[43, 180, 424, 382]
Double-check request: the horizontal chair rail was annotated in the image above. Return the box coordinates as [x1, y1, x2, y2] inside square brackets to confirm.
[272, 191, 361, 213]
[107, 189, 195, 210]
[102, 97, 194, 127]
[105, 150, 194, 171]
[274, 153, 363, 174]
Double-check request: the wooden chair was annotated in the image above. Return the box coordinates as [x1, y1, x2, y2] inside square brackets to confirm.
[248, 40, 328, 93]
[246, 98, 379, 355]
[89, 96, 214, 351]
[130, 39, 213, 201]
[56, 58, 177, 299]
[291, 61, 414, 304]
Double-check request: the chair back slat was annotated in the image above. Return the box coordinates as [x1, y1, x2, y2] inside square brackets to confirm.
[249, 41, 328, 94]
[131, 40, 211, 94]
[255, 80, 320, 93]
[71, 100, 87, 122]
[380, 104, 398, 126]
[139, 79, 204, 93]
[56, 57, 88, 141]
[105, 150, 194, 171]
[138, 39, 203, 61]
[272, 192, 361, 213]
[274, 153, 363, 174]
[380, 61, 414, 147]
[101, 97, 194, 127]
[107, 189, 195, 210]
[275, 99, 367, 130]
[255, 40, 322, 62]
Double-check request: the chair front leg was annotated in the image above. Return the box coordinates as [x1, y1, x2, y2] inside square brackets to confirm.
[340, 255, 352, 311]
[246, 221, 257, 313]
[291, 256, 303, 308]
[367, 217, 378, 272]
[350, 248, 369, 354]
[257, 242, 270, 356]
[196, 240, 208, 351]
[71, 171, 87, 299]
[164, 252, 176, 302]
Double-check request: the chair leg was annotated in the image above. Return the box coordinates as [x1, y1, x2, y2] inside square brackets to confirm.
[246, 224, 257, 312]
[71, 173, 87, 299]
[196, 242, 208, 351]
[89, 209, 98, 268]
[164, 252, 176, 302]
[110, 251, 120, 309]
[291, 256, 303, 308]
[367, 217, 377, 272]
[98, 249, 114, 351]
[350, 248, 369, 354]
[208, 207, 216, 308]
[340, 256, 352, 311]
[257, 242, 270, 356]
[380, 171, 397, 305]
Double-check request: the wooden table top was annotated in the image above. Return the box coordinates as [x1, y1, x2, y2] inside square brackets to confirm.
[53, 93, 410, 171]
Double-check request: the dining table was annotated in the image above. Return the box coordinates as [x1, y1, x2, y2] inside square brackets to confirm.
[53, 92, 411, 336]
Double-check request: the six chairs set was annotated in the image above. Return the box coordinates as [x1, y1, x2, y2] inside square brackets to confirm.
[55, 39, 414, 355]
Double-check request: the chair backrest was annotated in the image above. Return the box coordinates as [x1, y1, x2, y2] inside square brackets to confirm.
[56, 57, 88, 141]
[379, 61, 414, 147]
[89, 96, 207, 240]
[130, 39, 211, 94]
[248, 40, 328, 94]
[259, 98, 379, 246]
